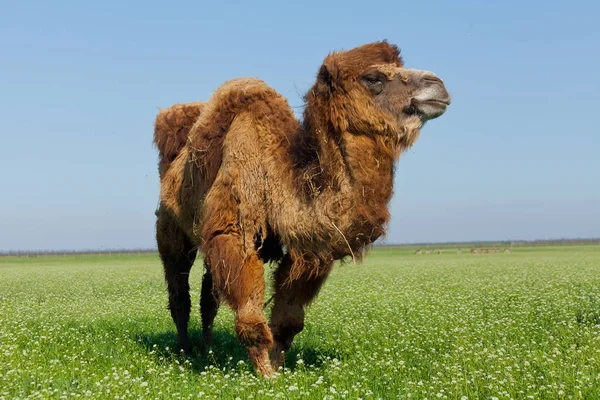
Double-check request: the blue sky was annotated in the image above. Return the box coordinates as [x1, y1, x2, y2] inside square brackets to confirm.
[1, 1, 598, 251]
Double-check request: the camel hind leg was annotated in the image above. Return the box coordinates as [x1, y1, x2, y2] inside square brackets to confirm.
[200, 265, 220, 348]
[269, 254, 333, 370]
[156, 207, 198, 355]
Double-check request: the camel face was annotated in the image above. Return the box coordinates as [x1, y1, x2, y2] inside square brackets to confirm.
[361, 64, 451, 124]
[310, 42, 450, 152]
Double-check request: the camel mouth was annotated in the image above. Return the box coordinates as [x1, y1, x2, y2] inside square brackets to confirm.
[411, 98, 450, 120]
[412, 97, 451, 107]
[423, 99, 451, 106]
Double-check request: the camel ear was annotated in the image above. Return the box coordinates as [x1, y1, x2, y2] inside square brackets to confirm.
[317, 62, 336, 94]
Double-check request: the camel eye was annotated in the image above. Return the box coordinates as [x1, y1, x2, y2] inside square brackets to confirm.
[362, 75, 384, 95]
[364, 76, 381, 85]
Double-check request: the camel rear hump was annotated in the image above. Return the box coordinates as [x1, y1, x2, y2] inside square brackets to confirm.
[153, 102, 205, 176]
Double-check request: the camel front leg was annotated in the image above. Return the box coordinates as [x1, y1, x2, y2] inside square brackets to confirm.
[204, 233, 274, 376]
[269, 254, 333, 370]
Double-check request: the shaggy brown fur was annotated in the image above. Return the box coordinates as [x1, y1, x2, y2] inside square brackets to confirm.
[153, 41, 450, 376]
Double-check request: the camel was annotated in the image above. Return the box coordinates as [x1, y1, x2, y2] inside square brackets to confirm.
[153, 41, 450, 376]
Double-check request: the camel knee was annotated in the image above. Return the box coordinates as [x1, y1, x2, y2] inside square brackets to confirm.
[235, 314, 274, 349]
[271, 320, 304, 347]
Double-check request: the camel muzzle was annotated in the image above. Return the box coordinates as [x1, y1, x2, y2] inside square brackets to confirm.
[406, 69, 451, 121]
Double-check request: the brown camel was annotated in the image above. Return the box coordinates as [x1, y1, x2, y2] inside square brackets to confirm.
[153, 41, 450, 376]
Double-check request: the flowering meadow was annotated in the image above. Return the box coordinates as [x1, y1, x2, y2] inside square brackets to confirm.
[1, 246, 599, 399]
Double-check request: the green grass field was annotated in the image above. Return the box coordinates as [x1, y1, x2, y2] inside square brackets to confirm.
[1, 246, 599, 399]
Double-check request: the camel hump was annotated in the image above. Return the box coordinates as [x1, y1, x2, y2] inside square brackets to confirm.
[153, 101, 205, 169]
[187, 76, 295, 150]
[208, 77, 285, 112]
[216, 77, 273, 94]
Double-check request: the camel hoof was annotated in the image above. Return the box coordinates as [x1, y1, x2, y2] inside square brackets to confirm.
[256, 362, 275, 378]
[270, 346, 286, 371]
[202, 329, 213, 349]
[248, 346, 275, 377]
[177, 341, 191, 357]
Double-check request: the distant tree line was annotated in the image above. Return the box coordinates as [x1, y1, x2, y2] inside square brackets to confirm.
[1, 238, 599, 257]
[0, 248, 158, 257]
[376, 238, 600, 249]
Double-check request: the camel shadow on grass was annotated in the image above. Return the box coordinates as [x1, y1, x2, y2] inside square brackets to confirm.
[136, 328, 343, 374]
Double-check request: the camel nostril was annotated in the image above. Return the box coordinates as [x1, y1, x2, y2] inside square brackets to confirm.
[423, 75, 443, 85]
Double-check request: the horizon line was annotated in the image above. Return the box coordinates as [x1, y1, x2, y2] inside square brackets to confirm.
[1, 237, 599, 255]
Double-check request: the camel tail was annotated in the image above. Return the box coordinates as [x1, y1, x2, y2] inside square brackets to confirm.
[153, 102, 205, 176]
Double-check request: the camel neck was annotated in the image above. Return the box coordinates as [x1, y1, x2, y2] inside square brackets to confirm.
[339, 133, 396, 209]
[294, 113, 396, 254]
[298, 105, 396, 206]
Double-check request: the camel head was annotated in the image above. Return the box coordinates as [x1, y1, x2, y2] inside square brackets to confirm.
[305, 41, 451, 154]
